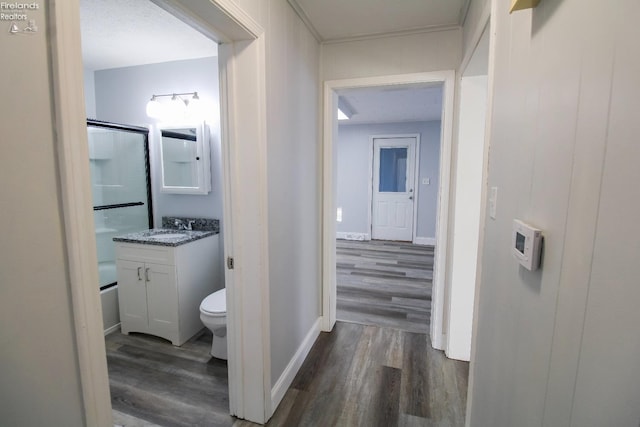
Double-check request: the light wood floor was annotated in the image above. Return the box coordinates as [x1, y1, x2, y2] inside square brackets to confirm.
[336, 239, 433, 334]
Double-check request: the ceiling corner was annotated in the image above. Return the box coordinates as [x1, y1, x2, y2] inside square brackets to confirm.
[287, 0, 323, 43]
[459, 0, 473, 27]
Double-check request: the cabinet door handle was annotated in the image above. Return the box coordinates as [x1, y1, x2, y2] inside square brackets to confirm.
[137, 267, 143, 281]
[145, 267, 150, 282]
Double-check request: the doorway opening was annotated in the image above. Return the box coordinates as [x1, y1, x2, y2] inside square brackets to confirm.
[323, 71, 455, 350]
[79, 2, 228, 425]
[52, 0, 272, 425]
[333, 83, 443, 334]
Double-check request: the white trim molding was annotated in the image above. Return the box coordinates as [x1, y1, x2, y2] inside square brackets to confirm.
[286, 0, 322, 42]
[151, 0, 263, 42]
[414, 237, 437, 246]
[103, 323, 121, 336]
[49, 2, 113, 426]
[430, 70, 456, 351]
[219, 35, 272, 423]
[336, 232, 371, 241]
[271, 318, 321, 411]
[321, 24, 461, 45]
[465, 8, 495, 427]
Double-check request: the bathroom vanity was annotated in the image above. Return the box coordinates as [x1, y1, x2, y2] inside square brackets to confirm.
[114, 227, 219, 346]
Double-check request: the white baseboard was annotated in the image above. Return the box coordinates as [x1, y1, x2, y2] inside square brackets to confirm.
[431, 331, 445, 350]
[414, 237, 436, 246]
[336, 232, 371, 241]
[103, 323, 121, 336]
[271, 317, 321, 413]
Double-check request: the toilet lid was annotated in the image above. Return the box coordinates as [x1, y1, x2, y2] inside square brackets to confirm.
[201, 288, 226, 314]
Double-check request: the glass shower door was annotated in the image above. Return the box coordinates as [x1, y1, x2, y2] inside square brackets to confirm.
[87, 120, 153, 290]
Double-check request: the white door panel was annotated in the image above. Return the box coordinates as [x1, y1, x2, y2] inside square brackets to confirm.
[117, 260, 148, 333]
[372, 137, 417, 241]
[146, 263, 178, 337]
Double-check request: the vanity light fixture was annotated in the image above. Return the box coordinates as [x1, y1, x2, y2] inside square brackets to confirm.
[146, 92, 201, 120]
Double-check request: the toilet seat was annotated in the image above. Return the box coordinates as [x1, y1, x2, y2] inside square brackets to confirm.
[200, 288, 226, 315]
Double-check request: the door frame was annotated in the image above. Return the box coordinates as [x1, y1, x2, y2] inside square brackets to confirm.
[369, 134, 421, 242]
[49, 0, 272, 424]
[322, 71, 456, 351]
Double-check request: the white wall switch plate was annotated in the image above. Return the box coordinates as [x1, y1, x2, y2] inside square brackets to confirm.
[422, 178, 430, 185]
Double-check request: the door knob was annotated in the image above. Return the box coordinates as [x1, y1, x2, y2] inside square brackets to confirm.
[409, 196, 413, 200]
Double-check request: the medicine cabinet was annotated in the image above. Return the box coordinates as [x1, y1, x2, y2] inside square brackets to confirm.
[158, 122, 211, 195]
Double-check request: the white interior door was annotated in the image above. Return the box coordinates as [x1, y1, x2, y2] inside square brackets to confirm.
[116, 260, 148, 333]
[372, 137, 417, 241]
[146, 263, 178, 340]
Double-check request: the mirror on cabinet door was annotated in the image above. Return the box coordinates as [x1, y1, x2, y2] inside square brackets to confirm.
[158, 122, 211, 195]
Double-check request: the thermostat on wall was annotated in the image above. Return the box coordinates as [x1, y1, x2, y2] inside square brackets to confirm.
[512, 219, 542, 270]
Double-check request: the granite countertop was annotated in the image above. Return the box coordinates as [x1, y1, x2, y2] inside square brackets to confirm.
[113, 228, 217, 247]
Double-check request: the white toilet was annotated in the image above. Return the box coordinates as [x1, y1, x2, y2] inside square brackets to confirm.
[199, 288, 227, 360]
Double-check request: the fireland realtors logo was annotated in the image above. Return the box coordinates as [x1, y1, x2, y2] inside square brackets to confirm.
[1, 2, 39, 35]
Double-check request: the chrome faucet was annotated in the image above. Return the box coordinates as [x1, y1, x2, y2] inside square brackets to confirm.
[174, 218, 195, 230]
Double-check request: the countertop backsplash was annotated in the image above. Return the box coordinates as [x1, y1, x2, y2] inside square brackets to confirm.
[162, 216, 220, 233]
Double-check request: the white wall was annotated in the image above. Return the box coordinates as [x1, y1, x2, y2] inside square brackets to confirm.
[92, 57, 224, 331]
[0, 6, 86, 425]
[84, 68, 96, 118]
[322, 29, 462, 81]
[468, 0, 640, 426]
[265, 0, 321, 386]
[336, 121, 441, 240]
[446, 75, 487, 361]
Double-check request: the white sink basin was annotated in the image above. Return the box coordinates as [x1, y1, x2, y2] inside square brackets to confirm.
[150, 233, 188, 240]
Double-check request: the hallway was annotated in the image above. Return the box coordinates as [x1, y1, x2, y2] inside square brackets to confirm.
[245, 240, 466, 426]
[336, 240, 433, 334]
[242, 322, 468, 426]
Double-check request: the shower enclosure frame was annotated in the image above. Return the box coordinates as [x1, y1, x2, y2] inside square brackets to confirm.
[87, 118, 153, 291]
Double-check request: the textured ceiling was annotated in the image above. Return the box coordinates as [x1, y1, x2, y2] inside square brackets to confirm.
[80, 0, 218, 71]
[338, 83, 444, 125]
[290, 0, 467, 41]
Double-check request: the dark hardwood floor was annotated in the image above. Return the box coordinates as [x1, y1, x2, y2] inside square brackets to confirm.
[106, 330, 235, 427]
[107, 240, 467, 427]
[336, 239, 433, 334]
[238, 322, 468, 427]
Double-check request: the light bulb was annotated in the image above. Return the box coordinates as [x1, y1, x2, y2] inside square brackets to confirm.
[146, 96, 164, 119]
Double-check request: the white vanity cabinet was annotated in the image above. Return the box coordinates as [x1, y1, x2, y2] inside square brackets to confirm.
[115, 234, 218, 346]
